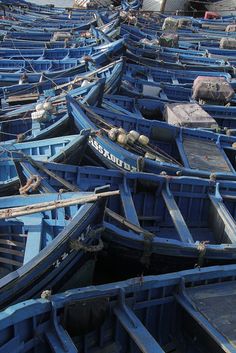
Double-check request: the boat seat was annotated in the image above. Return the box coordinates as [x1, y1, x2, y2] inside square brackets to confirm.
[209, 193, 236, 244]
[113, 290, 164, 353]
[138, 216, 162, 221]
[45, 324, 77, 353]
[22, 215, 43, 265]
[119, 183, 140, 226]
[162, 187, 194, 244]
[178, 281, 236, 351]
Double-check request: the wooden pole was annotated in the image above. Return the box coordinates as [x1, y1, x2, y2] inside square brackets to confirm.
[0, 190, 120, 219]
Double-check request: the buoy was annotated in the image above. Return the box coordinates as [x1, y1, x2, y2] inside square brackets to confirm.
[118, 127, 126, 134]
[127, 133, 136, 144]
[31, 109, 47, 122]
[35, 103, 44, 111]
[43, 101, 53, 111]
[138, 135, 149, 146]
[108, 128, 119, 141]
[117, 133, 128, 145]
[129, 130, 140, 141]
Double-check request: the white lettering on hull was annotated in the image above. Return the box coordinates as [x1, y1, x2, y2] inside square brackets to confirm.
[89, 137, 137, 172]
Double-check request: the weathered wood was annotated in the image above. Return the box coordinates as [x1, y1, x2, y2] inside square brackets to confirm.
[0, 257, 22, 267]
[182, 137, 232, 173]
[0, 190, 120, 219]
[0, 247, 24, 257]
[26, 158, 79, 192]
[162, 188, 194, 243]
[0, 239, 25, 248]
[7, 93, 39, 104]
[105, 207, 154, 238]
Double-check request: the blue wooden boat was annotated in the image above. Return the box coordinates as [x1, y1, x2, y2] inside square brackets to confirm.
[0, 58, 85, 73]
[0, 20, 118, 49]
[17, 160, 236, 267]
[104, 94, 236, 132]
[0, 18, 120, 56]
[0, 78, 104, 144]
[0, 61, 90, 87]
[121, 0, 142, 10]
[0, 59, 123, 128]
[0, 264, 236, 351]
[0, 40, 121, 60]
[0, 187, 116, 309]
[4, 20, 98, 41]
[120, 75, 236, 106]
[135, 19, 233, 40]
[124, 63, 232, 85]
[8, 12, 99, 31]
[122, 62, 236, 93]
[126, 42, 232, 68]
[0, 38, 124, 73]
[126, 48, 235, 74]
[121, 22, 236, 48]
[0, 61, 108, 105]
[9, 22, 97, 34]
[1, 0, 64, 14]
[121, 22, 160, 42]
[131, 36, 236, 60]
[67, 96, 236, 179]
[0, 56, 123, 101]
[0, 132, 89, 195]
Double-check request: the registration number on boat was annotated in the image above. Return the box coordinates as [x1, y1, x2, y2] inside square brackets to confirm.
[89, 137, 137, 172]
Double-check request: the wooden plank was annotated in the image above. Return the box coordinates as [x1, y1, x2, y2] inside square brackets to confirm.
[119, 184, 140, 226]
[162, 188, 194, 243]
[7, 93, 39, 104]
[105, 208, 154, 238]
[45, 326, 77, 353]
[0, 247, 23, 257]
[0, 257, 22, 267]
[0, 239, 25, 248]
[23, 216, 43, 265]
[114, 303, 164, 353]
[209, 194, 236, 244]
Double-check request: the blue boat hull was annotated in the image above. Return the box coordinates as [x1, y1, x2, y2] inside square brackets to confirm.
[0, 264, 236, 352]
[0, 192, 106, 309]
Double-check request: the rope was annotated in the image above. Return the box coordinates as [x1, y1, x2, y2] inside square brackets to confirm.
[19, 174, 41, 195]
[84, 105, 182, 166]
[70, 227, 104, 252]
[70, 237, 104, 252]
[41, 290, 52, 299]
[195, 240, 209, 268]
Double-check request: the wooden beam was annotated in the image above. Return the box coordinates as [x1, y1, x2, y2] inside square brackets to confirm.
[162, 188, 194, 244]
